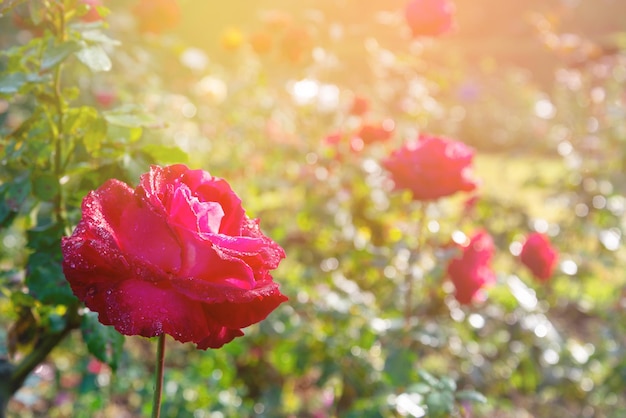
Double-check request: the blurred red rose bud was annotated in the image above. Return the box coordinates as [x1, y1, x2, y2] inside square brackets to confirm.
[447, 231, 496, 305]
[405, 0, 456, 38]
[520, 233, 558, 281]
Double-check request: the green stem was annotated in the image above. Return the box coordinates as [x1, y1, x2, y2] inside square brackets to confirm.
[404, 202, 429, 331]
[52, 1, 67, 227]
[151, 334, 166, 418]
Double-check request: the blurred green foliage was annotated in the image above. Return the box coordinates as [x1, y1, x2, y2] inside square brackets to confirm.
[1, 0, 626, 417]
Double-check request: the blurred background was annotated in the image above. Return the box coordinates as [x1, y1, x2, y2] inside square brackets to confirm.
[2, 0, 626, 416]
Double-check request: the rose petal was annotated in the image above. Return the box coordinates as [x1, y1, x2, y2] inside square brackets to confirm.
[68, 179, 181, 275]
[139, 164, 245, 235]
[169, 185, 224, 234]
[171, 277, 287, 328]
[97, 278, 242, 348]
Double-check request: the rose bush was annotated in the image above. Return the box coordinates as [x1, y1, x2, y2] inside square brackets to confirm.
[404, 0, 456, 38]
[62, 164, 287, 349]
[446, 231, 496, 305]
[382, 134, 477, 201]
[519, 232, 558, 281]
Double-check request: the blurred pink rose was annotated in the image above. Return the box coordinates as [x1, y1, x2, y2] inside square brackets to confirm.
[520, 233, 558, 281]
[349, 96, 370, 116]
[94, 89, 116, 108]
[447, 231, 496, 305]
[405, 0, 455, 38]
[80, 0, 103, 23]
[382, 134, 477, 201]
[357, 120, 394, 145]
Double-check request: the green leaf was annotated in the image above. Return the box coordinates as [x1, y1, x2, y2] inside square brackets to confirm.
[0, 72, 27, 94]
[407, 382, 432, 395]
[417, 369, 439, 387]
[75, 44, 112, 72]
[65, 106, 99, 132]
[425, 391, 454, 416]
[437, 376, 457, 392]
[41, 40, 82, 71]
[103, 105, 161, 128]
[455, 390, 488, 404]
[28, 0, 46, 25]
[4, 175, 31, 213]
[32, 173, 60, 201]
[26, 222, 65, 251]
[142, 144, 189, 164]
[83, 116, 107, 154]
[81, 30, 121, 46]
[384, 347, 417, 387]
[81, 311, 125, 371]
[25, 252, 76, 306]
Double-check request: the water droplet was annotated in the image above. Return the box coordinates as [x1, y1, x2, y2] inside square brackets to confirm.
[87, 286, 97, 296]
[106, 289, 112, 295]
[135, 268, 141, 276]
[70, 263, 76, 269]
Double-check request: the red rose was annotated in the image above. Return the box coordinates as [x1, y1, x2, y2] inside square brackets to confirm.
[93, 89, 116, 108]
[62, 165, 287, 349]
[80, 0, 103, 23]
[405, 0, 455, 38]
[383, 134, 477, 201]
[357, 120, 394, 145]
[349, 96, 370, 116]
[133, 0, 180, 34]
[447, 231, 496, 305]
[520, 233, 558, 281]
[323, 131, 343, 146]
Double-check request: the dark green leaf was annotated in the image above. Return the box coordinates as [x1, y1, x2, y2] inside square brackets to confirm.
[41, 40, 82, 71]
[384, 347, 417, 387]
[455, 390, 488, 404]
[75, 45, 112, 72]
[25, 252, 76, 306]
[81, 311, 125, 370]
[4, 175, 31, 213]
[26, 222, 65, 251]
[32, 173, 60, 201]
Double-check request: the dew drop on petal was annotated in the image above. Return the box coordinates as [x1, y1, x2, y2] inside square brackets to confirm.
[87, 286, 97, 297]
